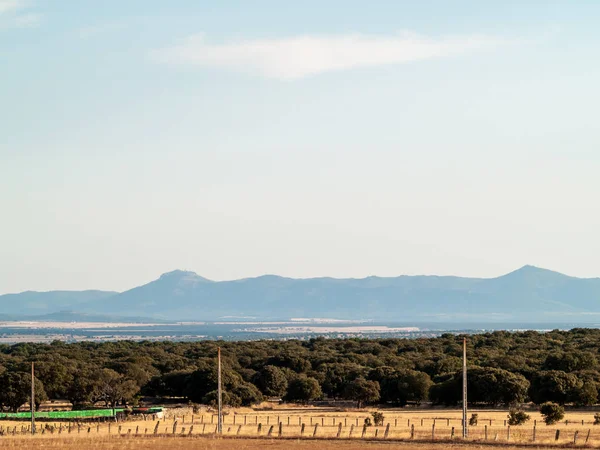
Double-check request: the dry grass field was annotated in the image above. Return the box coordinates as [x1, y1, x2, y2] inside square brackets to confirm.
[1, 408, 598, 449]
[0, 436, 578, 450]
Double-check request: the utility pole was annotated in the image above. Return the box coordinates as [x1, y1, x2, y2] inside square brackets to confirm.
[217, 347, 223, 434]
[31, 362, 36, 435]
[462, 337, 468, 438]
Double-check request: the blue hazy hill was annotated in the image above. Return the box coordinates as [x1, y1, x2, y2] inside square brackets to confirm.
[2, 266, 600, 322]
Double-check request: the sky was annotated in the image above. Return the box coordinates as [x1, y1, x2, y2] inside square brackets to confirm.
[2, 0, 600, 293]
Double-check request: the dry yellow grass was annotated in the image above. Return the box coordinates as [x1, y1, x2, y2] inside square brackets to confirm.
[0, 436, 575, 450]
[1, 408, 597, 448]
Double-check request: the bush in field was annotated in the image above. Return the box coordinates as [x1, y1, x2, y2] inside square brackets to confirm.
[371, 412, 384, 426]
[540, 402, 564, 425]
[364, 417, 372, 427]
[469, 413, 478, 426]
[594, 413, 600, 425]
[507, 409, 530, 425]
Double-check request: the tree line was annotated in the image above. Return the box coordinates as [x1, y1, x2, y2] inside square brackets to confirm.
[0, 328, 599, 411]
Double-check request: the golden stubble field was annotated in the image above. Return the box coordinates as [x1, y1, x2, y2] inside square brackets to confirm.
[1, 408, 598, 449]
[0, 436, 576, 450]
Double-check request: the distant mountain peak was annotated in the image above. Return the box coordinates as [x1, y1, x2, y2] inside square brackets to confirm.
[158, 270, 211, 282]
[500, 265, 573, 280]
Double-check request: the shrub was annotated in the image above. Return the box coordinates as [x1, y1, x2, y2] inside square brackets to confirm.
[594, 413, 600, 425]
[371, 412, 384, 426]
[364, 417, 372, 427]
[469, 413, 478, 426]
[507, 409, 530, 426]
[540, 402, 565, 425]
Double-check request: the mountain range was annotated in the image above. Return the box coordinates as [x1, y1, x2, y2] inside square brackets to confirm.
[2, 265, 600, 323]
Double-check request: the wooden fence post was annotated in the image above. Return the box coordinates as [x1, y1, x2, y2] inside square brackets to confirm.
[336, 423, 343, 438]
[574, 431, 579, 445]
[361, 424, 367, 438]
[555, 429, 560, 441]
[533, 425, 536, 442]
[507, 426, 510, 441]
[236, 425, 241, 435]
[278, 422, 282, 437]
[257, 423, 262, 434]
[172, 421, 177, 434]
[153, 421, 159, 435]
[301, 423, 305, 436]
[451, 427, 455, 439]
[313, 424, 319, 437]
[349, 424, 354, 438]
[410, 424, 415, 439]
[432, 424, 435, 440]
[384, 423, 390, 439]
[267, 425, 274, 437]
[585, 429, 591, 444]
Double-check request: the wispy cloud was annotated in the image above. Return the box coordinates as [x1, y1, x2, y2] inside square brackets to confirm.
[77, 21, 125, 39]
[150, 32, 507, 80]
[0, 0, 41, 29]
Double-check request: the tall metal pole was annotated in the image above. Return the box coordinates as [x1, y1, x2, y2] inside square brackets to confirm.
[217, 347, 223, 434]
[31, 362, 36, 435]
[462, 337, 468, 438]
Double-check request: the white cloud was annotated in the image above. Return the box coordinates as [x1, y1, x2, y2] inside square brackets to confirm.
[12, 12, 39, 27]
[0, 0, 22, 15]
[0, 0, 41, 29]
[150, 32, 507, 80]
[77, 21, 124, 39]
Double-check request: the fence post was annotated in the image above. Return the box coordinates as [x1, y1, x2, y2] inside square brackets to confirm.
[574, 431, 579, 445]
[362, 424, 367, 438]
[257, 423, 262, 434]
[533, 425, 536, 442]
[432, 424, 435, 440]
[337, 423, 343, 438]
[349, 424, 354, 438]
[410, 424, 415, 439]
[172, 421, 177, 434]
[507, 426, 510, 441]
[451, 427, 455, 439]
[278, 422, 282, 437]
[267, 425, 274, 437]
[384, 423, 390, 439]
[153, 421, 159, 435]
[313, 424, 319, 437]
[484, 424, 488, 440]
[301, 423, 305, 436]
[236, 425, 241, 435]
[555, 429, 560, 441]
[586, 429, 591, 444]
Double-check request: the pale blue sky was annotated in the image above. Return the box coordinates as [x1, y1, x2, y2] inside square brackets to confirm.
[2, 1, 600, 293]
